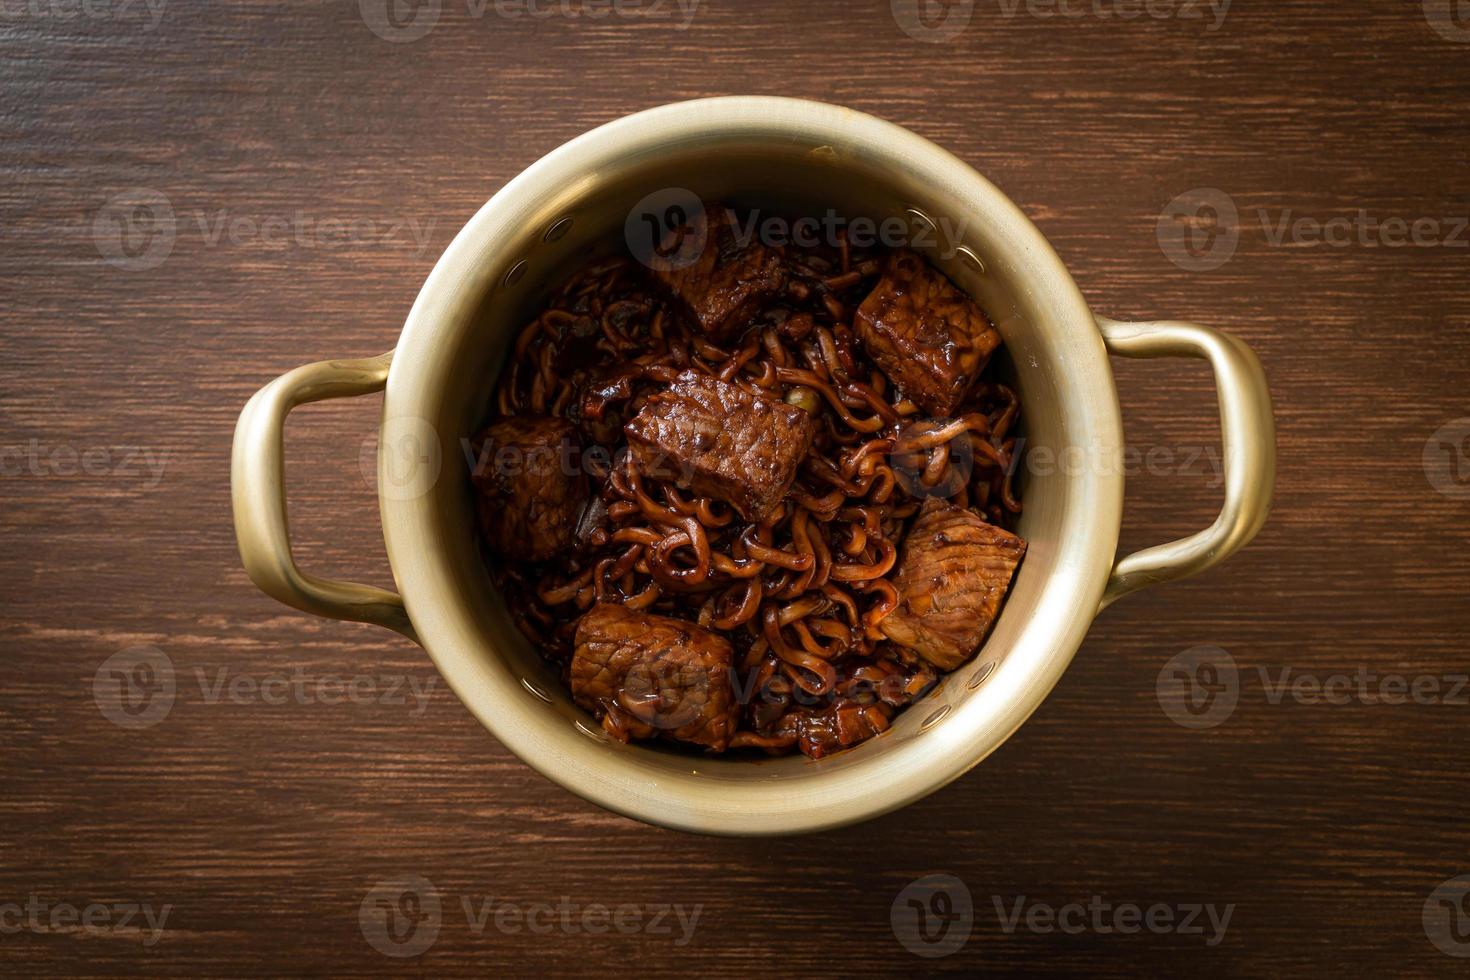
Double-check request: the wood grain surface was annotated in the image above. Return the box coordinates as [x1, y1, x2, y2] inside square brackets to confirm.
[3, 0, 1469, 974]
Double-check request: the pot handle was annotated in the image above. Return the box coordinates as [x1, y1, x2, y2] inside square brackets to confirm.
[230, 350, 417, 641]
[1096, 317, 1275, 610]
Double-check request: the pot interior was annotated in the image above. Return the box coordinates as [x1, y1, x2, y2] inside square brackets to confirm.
[384, 101, 1118, 829]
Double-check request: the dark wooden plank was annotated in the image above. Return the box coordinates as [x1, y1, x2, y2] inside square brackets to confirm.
[2, 0, 1468, 974]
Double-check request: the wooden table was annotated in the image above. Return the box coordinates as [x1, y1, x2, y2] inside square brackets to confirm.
[4, 0, 1467, 974]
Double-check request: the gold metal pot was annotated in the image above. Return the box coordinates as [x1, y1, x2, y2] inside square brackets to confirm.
[231, 97, 1275, 836]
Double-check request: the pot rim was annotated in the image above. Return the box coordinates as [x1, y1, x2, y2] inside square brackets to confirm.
[380, 96, 1123, 835]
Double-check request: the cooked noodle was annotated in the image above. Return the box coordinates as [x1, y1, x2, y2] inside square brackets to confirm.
[482, 224, 1022, 755]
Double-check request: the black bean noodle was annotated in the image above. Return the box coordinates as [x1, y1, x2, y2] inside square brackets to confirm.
[482, 222, 1022, 756]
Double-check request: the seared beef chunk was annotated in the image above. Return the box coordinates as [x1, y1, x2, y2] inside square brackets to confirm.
[879, 500, 1026, 670]
[650, 205, 787, 340]
[774, 701, 892, 760]
[854, 249, 1002, 417]
[624, 370, 816, 521]
[471, 416, 586, 562]
[570, 604, 738, 751]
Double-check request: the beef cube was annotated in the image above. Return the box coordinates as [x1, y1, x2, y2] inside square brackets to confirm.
[570, 604, 738, 751]
[879, 500, 1026, 671]
[853, 249, 1002, 417]
[624, 371, 815, 521]
[649, 205, 786, 340]
[773, 700, 892, 760]
[470, 416, 587, 562]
